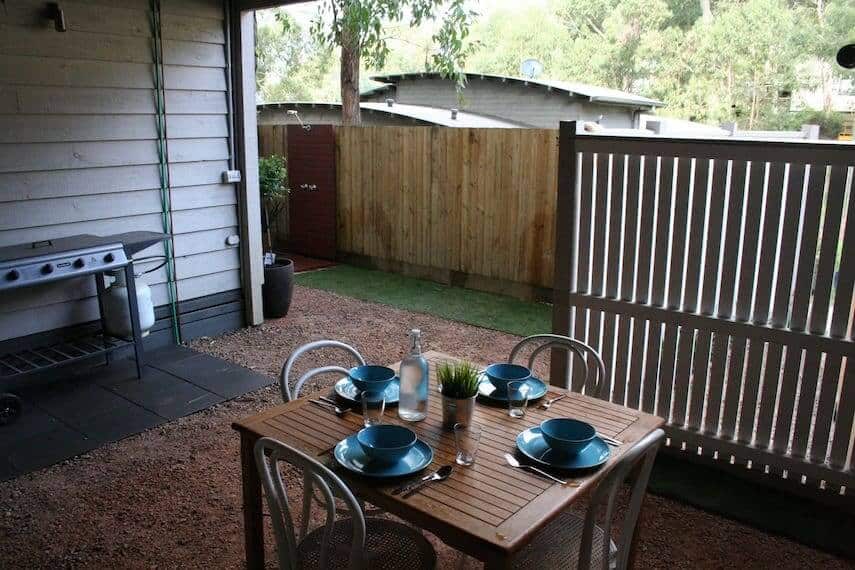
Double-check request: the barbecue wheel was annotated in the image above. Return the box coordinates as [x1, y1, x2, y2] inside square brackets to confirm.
[0, 393, 22, 426]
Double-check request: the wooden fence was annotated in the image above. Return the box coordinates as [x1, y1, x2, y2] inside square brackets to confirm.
[336, 127, 558, 294]
[552, 122, 855, 503]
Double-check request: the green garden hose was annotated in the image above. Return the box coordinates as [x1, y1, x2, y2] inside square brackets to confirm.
[150, 0, 181, 343]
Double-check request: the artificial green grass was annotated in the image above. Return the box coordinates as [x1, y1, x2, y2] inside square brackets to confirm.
[296, 264, 550, 337]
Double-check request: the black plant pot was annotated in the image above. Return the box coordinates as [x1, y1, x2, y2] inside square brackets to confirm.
[262, 259, 294, 318]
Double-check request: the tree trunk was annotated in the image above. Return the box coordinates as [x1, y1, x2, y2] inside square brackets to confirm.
[700, 0, 712, 24]
[340, 25, 361, 125]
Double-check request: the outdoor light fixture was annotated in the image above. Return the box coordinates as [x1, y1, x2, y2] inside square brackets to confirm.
[286, 109, 311, 131]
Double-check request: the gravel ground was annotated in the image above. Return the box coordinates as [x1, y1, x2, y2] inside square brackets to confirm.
[0, 285, 850, 569]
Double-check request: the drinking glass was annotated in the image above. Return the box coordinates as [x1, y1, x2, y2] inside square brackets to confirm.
[453, 423, 481, 466]
[507, 381, 530, 418]
[361, 390, 386, 427]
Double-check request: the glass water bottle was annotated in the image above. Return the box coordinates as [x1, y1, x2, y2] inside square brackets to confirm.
[398, 329, 429, 421]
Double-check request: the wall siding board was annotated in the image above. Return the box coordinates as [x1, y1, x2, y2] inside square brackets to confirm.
[165, 90, 228, 114]
[0, 56, 154, 89]
[0, 0, 240, 342]
[0, 115, 158, 143]
[0, 161, 228, 202]
[0, 140, 158, 172]
[0, 58, 224, 90]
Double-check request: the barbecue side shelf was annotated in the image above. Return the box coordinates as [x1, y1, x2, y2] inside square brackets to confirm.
[0, 333, 133, 379]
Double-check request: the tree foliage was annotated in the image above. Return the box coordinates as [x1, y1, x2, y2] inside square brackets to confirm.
[257, 0, 855, 132]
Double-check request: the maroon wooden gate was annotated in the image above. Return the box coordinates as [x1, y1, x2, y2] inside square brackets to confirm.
[286, 124, 337, 260]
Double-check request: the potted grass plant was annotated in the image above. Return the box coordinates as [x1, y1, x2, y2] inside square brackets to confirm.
[438, 361, 481, 429]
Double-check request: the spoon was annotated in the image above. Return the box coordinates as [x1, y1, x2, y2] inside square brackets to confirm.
[393, 465, 454, 497]
[504, 453, 566, 485]
[539, 393, 567, 410]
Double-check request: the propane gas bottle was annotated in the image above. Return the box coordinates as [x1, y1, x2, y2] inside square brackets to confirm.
[101, 270, 155, 338]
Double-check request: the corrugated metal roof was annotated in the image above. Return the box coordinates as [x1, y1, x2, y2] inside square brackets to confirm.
[369, 72, 664, 108]
[257, 101, 523, 128]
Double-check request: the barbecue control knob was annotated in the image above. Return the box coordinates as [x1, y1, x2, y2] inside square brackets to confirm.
[104, 253, 115, 263]
[73, 258, 85, 269]
[41, 263, 54, 275]
[5, 269, 20, 281]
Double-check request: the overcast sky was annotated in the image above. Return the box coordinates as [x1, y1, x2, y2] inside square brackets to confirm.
[266, 0, 551, 27]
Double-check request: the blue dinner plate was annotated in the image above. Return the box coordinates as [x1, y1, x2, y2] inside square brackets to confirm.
[334, 376, 400, 404]
[477, 374, 548, 402]
[516, 427, 610, 470]
[333, 434, 433, 478]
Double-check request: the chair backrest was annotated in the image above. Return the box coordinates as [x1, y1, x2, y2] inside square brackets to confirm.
[508, 334, 606, 398]
[578, 428, 665, 570]
[254, 437, 366, 570]
[280, 340, 366, 401]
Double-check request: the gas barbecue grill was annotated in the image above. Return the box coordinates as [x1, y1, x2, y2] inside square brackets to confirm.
[0, 231, 169, 424]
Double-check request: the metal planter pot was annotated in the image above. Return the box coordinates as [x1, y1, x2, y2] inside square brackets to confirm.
[262, 259, 294, 318]
[441, 394, 476, 429]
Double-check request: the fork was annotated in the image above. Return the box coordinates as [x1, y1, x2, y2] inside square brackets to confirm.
[309, 399, 350, 417]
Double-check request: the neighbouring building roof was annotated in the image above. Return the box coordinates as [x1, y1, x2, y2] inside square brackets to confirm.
[257, 101, 524, 128]
[369, 72, 664, 109]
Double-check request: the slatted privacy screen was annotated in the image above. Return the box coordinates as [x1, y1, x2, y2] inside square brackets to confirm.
[551, 122, 855, 497]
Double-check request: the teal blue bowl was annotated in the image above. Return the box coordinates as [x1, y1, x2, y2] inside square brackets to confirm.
[349, 365, 396, 393]
[540, 418, 596, 455]
[484, 363, 531, 393]
[356, 425, 417, 464]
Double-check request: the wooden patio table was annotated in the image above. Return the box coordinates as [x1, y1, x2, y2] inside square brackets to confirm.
[233, 351, 664, 569]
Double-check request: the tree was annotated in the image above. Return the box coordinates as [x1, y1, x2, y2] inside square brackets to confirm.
[309, 0, 477, 124]
[256, 10, 336, 103]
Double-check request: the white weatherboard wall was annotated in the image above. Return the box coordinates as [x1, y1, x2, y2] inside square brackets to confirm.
[0, 0, 240, 341]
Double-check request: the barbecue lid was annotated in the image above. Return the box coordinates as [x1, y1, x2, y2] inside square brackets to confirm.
[0, 232, 170, 263]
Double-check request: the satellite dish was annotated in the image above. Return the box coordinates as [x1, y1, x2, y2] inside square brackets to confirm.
[520, 59, 544, 79]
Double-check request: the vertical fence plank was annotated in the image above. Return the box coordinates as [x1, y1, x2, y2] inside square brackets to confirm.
[703, 334, 729, 434]
[572, 152, 596, 385]
[671, 327, 695, 426]
[667, 157, 692, 310]
[829, 358, 854, 469]
[701, 161, 729, 434]
[656, 323, 679, 420]
[667, 157, 693, 424]
[623, 157, 646, 407]
[720, 337, 748, 440]
[684, 159, 711, 425]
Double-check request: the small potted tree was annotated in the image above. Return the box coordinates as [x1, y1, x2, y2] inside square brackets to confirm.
[438, 361, 480, 429]
[259, 155, 293, 318]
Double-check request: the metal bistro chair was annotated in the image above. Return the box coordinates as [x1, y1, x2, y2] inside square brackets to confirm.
[255, 437, 437, 570]
[279, 340, 383, 517]
[280, 340, 366, 402]
[513, 428, 666, 570]
[509, 334, 607, 398]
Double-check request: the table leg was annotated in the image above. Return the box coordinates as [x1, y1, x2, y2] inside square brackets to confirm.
[240, 433, 265, 570]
